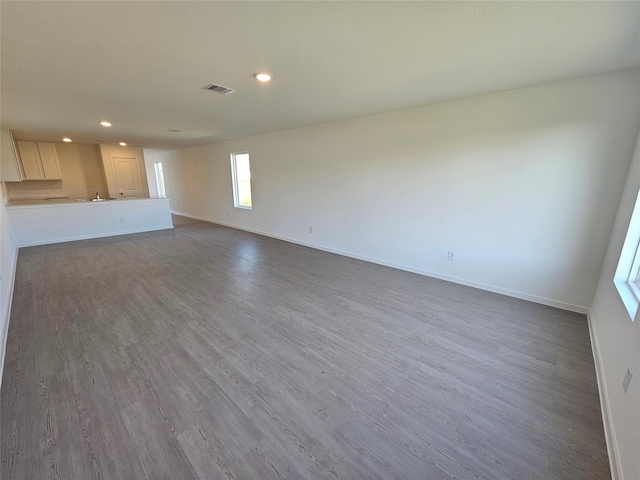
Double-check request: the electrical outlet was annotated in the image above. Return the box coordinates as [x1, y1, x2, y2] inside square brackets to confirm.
[447, 251, 455, 261]
[309, 226, 313, 233]
[623, 368, 633, 393]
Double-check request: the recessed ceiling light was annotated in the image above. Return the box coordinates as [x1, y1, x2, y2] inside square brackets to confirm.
[62, 137, 72, 143]
[119, 142, 127, 146]
[253, 72, 272, 82]
[100, 121, 112, 127]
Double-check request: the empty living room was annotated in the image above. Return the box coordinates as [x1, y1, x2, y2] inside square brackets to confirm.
[1, 2, 639, 479]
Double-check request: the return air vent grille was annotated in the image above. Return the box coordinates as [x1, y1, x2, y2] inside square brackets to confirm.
[202, 84, 235, 95]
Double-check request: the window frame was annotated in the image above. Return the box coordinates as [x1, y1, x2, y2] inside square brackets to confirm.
[628, 243, 640, 303]
[230, 151, 252, 210]
[614, 189, 640, 321]
[154, 161, 166, 198]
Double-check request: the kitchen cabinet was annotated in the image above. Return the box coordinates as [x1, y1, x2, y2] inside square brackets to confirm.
[38, 143, 62, 179]
[1, 129, 25, 181]
[16, 141, 62, 180]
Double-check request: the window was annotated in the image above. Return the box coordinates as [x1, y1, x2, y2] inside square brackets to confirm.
[231, 152, 252, 209]
[154, 162, 166, 198]
[628, 243, 640, 303]
[614, 188, 640, 321]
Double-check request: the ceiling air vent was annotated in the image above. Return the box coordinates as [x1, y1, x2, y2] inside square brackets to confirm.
[202, 84, 235, 95]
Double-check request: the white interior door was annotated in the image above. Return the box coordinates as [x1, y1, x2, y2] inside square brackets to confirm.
[114, 156, 144, 199]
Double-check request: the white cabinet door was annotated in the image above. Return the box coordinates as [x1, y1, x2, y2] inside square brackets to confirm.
[15, 141, 62, 180]
[114, 156, 144, 198]
[1, 129, 24, 181]
[16, 141, 44, 180]
[38, 143, 62, 179]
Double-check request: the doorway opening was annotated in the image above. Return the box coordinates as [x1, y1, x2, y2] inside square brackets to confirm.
[154, 162, 166, 198]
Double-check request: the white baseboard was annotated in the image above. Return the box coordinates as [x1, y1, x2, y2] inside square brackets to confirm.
[15, 225, 174, 248]
[0, 241, 19, 385]
[587, 313, 622, 480]
[171, 211, 588, 314]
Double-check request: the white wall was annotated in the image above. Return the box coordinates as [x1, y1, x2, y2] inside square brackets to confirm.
[55, 143, 109, 200]
[589, 130, 640, 480]
[7, 198, 173, 247]
[143, 148, 160, 198]
[0, 193, 19, 381]
[158, 69, 640, 312]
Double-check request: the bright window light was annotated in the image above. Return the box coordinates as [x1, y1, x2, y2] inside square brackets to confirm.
[154, 162, 166, 198]
[614, 188, 640, 321]
[231, 152, 252, 209]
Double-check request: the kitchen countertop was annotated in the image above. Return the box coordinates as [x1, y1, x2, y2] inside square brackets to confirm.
[6, 197, 167, 208]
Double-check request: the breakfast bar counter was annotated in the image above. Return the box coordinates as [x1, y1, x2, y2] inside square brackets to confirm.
[6, 197, 173, 247]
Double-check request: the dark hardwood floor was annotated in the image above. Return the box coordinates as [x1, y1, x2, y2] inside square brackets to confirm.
[1, 215, 610, 479]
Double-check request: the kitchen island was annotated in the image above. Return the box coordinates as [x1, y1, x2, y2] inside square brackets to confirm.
[6, 197, 173, 247]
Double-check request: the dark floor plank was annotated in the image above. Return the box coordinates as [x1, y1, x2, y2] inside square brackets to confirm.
[2, 215, 610, 479]
[120, 400, 199, 480]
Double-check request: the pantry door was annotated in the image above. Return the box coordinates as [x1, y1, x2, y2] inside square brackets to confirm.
[114, 156, 144, 199]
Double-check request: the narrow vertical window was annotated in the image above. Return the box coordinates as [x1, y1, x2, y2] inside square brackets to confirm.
[614, 188, 640, 320]
[154, 162, 166, 198]
[231, 152, 252, 209]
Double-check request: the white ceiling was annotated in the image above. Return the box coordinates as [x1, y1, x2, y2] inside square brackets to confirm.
[1, 1, 639, 149]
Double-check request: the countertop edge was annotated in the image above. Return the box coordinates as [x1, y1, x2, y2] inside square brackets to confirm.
[6, 197, 170, 209]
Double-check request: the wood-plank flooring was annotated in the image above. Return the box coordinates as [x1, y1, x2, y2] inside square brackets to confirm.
[1, 215, 610, 479]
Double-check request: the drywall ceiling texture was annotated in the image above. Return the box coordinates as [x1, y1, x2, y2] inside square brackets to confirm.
[590, 130, 640, 480]
[151, 69, 640, 313]
[1, 1, 639, 148]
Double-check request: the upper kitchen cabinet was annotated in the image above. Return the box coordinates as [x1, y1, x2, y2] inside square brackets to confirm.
[1, 129, 25, 181]
[38, 143, 63, 179]
[16, 141, 63, 180]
